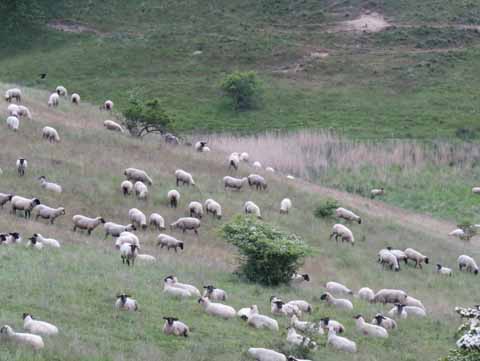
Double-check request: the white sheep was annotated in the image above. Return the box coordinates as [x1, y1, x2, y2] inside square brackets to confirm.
[266, 167, 275, 173]
[170, 217, 201, 234]
[356, 287, 375, 302]
[329, 224, 354, 245]
[163, 277, 193, 298]
[195, 141, 208, 152]
[223, 176, 248, 190]
[72, 215, 106, 235]
[175, 169, 195, 186]
[326, 281, 353, 295]
[458, 255, 479, 274]
[270, 298, 302, 318]
[354, 315, 388, 338]
[449, 228, 466, 239]
[26, 237, 43, 250]
[23, 313, 58, 336]
[436, 264, 453, 276]
[39, 176, 62, 193]
[280, 198, 292, 214]
[17, 105, 32, 119]
[286, 300, 312, 314]
[187, 201, 203, 219]
[289, 314, 323, 335]
[202, 285, 227, 301]
[157, 233, 184, 252]
[136, 254, 156, 262]
[16, 158, 27, 176]
[253, 161, 262, 169]
[5, 88, 22, 102]
[371, 188, 385, 198]
[247, 174, 267, 190]
[286, 327, 317, 349]
[0, 325, 44, 350]
[11, 196, 41, 218]
[124, 168, 153, 185]
[31, 233, 60, 248]
[167, 189, 180, 208]
[326, 327, 357, 353]
[386, 247, 408, 264]
[404, 248, 429, 268]
[239, 152, 249, 162]
[228, 153, 240, 170]
[320, 292, 353, 310]
[71, 93, 80, 104]
[128, 208, 148, 230]
[104, 222, 136, 239]
[204, 199, 222, 219]
[335, 207, 361, 224]
[245, 201, 262, 219]
[55, 86, 68, 97]
[7, 103, 19, 115]
[379, 250, 400, 271]
[104, 120, 124, 133]
[473, 187, 480, 194]
[247, 348, 286, 361]
[121, 180, 133, 196]
[388, 304, 426, 318]
[404, 296, 425, 310]
[6, 115, 19, 131]
[372, 314, 397, 330]
[134, 181, 148, 200]
[242, 305, 279, 331]
[102, 100, 114, 111]
[163, 317, 189, 337]
[320, 317, 345, 334]
[115, 232, 140, 248]
[198, 297, 236, 319]
[42, 126, 60, 143]
[149, 213, 166, 231]
[0, 193, 13, 208]
[120, 243, 138, 266]
[115, 294, 138, 311]
[373, 289, 408, 304]
[290, 272, 310, 284]
[0, 232, 22, 244]
[48, 93, 59, 107]
[164, 275, 200, 296]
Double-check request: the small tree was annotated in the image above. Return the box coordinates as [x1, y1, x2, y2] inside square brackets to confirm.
[123, 96, 173, 137]
[456, 222, 477, 241]
[314, 199, 339, 219]
[222, 216, 312, 286]
[220, 71, 261, 111]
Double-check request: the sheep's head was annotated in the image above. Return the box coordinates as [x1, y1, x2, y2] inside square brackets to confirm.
[475, 269, 479, 275]
[32, 198, 41, 206]
[302, 274, 310, 281]
[425, 257, 430, 264]
[374, 314, 386, 323]
[179, 242, 184, 250]
[273, 301, 284, 309]
[203, 285, 215, 294]
[130, 244, 138, 252]
[287, 357, 299, 361]
[0, 325, 12, 335]
[164, 275, 175, 283]
[117, 294, 130, 304]
[197, 297, 208, 305]
[395, 303, 405, 311]
[130, 224, 137, 231]
[163, 317, 178, 325]
[320, 293, 329, 301]
[22, 313, 32, 320]
[99, 218, 106, 224]
[0, 235, 6, 243]
[353, 314, 363, 320]
[38, 176, 46, 181]
[59, 208, 66, 215]
[436, 264, 442, 270]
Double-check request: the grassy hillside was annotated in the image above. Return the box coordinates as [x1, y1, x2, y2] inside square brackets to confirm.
[0, 84, 478, 360]
[2, 0, 480, 137]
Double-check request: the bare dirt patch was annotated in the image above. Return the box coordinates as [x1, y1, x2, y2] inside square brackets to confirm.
[334, 12, 390, 33]
[47, 20, 104, 35]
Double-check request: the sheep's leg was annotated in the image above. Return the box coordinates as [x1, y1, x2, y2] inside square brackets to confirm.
[174, 247, 177, 253]
[418, 262, 422, 269]
[122, 257, 125, 264]
[87, 229, 92, 235]
[73, 226, 77, 232]
[50, 218, 54, 225]
[104, 233, 109, 240]
[176, 179, 180, 186]
[194, 229, 198, 235]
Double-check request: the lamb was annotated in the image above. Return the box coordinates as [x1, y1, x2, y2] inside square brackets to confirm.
[195, 141, 208, 152]
[388, 304, 426, 318]
[163, 317, 189, 337]
[17, 105, 32, 119]
[102, 100, 114, 111]
[356, 287, 375, 302]
[39, 176, 62, 193]
[115, 232, 140, 248]
[164, 275, 200, 296]
[26, 237, 43, 250]
[72, 215, 106, 235]
[286, 327, 317, 349]
[335, 207, 361, 224]
[228, 153, 240, 170]
[198, 297, 236, 319]
[128, 208, 148, 229]
[55, 85, 68, 97]
[175, 169, 195, 186]
[280, 198, 292, 214]
[186, 201, 203, 219]
[290, 272, 310, 285]
[121, 180, 133, 196]
[104, 120, 124, 132]
[320, 317, 345, 334]
[326, 328, 357, 353]
[4, 88, 22, 103]
[242, 305, 279, 331]
[354, 315, 388, 338]
[48, 93, 59, 107]
[458, 255, 479, 274]
[245, 201, 262, 219]
[134, 181, 148, 200]
[436, 264, 453, 276]
[167, 189, 180, 208]
[163, 277, 193, 298]
[120, 243, 138, 266]
[23, 313, 59, 336]
[373, 289, 408, 304]
[31, 234, 60, 248]
[0, 193, 13, 208]
[247, 348, 286, 361]
[136, 254, 156, 262]
[16, 158, 27, 176]
[157, 233, 184, 252]
[320, 292, 353, 310]
[329, 224, 354, 245]
[404, 248, 429, 268]
[115, 294, 138, 311]
[124, 168, 153, 185]
[240, 152, 249, 162]
[204, 199, 222, 219]
[6, 115, 19, 131]
[71, 93, 80, 104]
[0, 325, 44, 350]
[170, 217, 200, 234]
[289, 314, 323, 335]
[42, 126, 60, 142]
[379, 250, 400, 271]
[104, 222, 136, 239]
[372, 314, 397, 330]
[247, 174, 267, 190]
[149, 213, 166, 231]
[11, 196, 41, 218]
[371, 188, 385, 198]
[253, 161, 262, 169]
[326, 281, 353, 295]
[203, 285, 227, 301]
[223, 176, 248, 190]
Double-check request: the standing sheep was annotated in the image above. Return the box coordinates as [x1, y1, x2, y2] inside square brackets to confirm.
[120, 243, 138, 266]
[157, 234, 184, 252]
[134, 181, 148, 200]
[55, 86, 68, 97]
[245, 201, 262, 219]
[175, 169, 195, 186]
[247, 174, 267, 191]
[170, 217, 201, 234]
[373, 289, 407, 304]
[223, 176, 248, 191]
[72, 215, 106, 235]
[188, 201, 204, 219]
[204, 199, 222, 219]
[240, 152, 249, 162]
[458, 255, 479, 274]
[149, 213, 166, 231]
[128, 208, 148, 230]
[16, 158, 27, 176]
[167, 189, 180, 208]
[4, 88, 22, 103]
[124, 168, 153, 185]
[33, 205, 65, 224]
[48, 93, 59, 107]
[280, 198, 292, 214]
[71, 93, 80, 104]
[0, 193, 13, 208]
[11, 196, 41, 218]
[42, 126, 60, 143]
[371, 188, 385, 198]
[17, 105, 32, 119]
[121, 180, 133, 196]
[404, 248, 429, 269]
[6, 115, 19, 131]
[102, 100, 114, 111]
[356, 287, 375, 302]
[336, 207, 361, 224]
[104, 222, 136, 239]
[329, 224, 354, 245]
[325, 281, 353, 295]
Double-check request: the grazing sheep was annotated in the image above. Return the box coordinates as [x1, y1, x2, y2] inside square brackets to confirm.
[72, 215, 106, 235]
[327, 328, 357, 353]
[280, 198, 292, 214]
[404, 248, 429, 268]
[48, 93, 59, 107]
[253, 161, 262, 169]
[42, 126, 60, 142]
[270, 298, 302, 318]
[354, 315, 388, 338]
[388, 304, 426, 318]
[241, 305, 278, 331]
[458, 255, 479, 274]
[136, 254, 156, 262]
[404, 296, 425, 310]
[38, 176, 62, 193]
[157, 234, 184, 252]
[124, 168, 153, 185]
[128, 208, 148, 230]
[104, 222, 136, 239]
[320, 292, 353, 310]
[164, 275, 200, 296]
[203, 285, 227, 301]
[4, 88, 22, 103]
[329, 224, 354, 245]
[6, 115, 19, 131]
[223, 176, 248, 190]
[121, 180, 133, 196]
[188, 201, 204, 219]
[31, 234, 60, 248]
[134, 181, 148, 200]
[449, 228, 466, 239]
[163, 277, 193, 298]
[266, 167, 275, 173]
[102, 100, 114, 111]
[0, 325, 44, 350]
[115, 232, 140, 248]
[115, 294, 138, 311]
[436, 264, 453, 276]
[167, 189, 180, 208]
[120, 243, 138, 266]
[55, 86, 68, 97]
[286, 300, 312, 314]
[336, 207, 361, 224]
[371, 188, 385, 198]
[16, 158, 27, 176]
[326, 281, 353, 295]
[204, 199, 222, 219]
[104, 120, 124, 132]
[356, 287, 375, 302]
[386, 247, 408, 264]
[163, 317, 189, 337]
[17, 105, 31, 119]
[247, 348, 286, 361]
[245, 201, 262, 219]
[228, 153, 240, 170]
[240, 152, 249, 162]
[165, 133, 179, 145]
[23, 314, 58, 336]
[33, 205, 65, 224]
[289, 314, 323, 335]
[290, 272, 310, 285]
[198, 297, 236, 319]
[379, 250, 400, 271]
[170, 217, 200, 234]
[0, 193, 13, 208]
[247, 174, 267, 190]
[195, 141, 208, 152]
[286, 327, 317, 349]
[320, 317, 345, 334]
[372, 314, 397, 330]
[71, 93, 80, 104]
[11, 196, 41, 218]
[26, 237, 43, 250]
[149, 213, 166, 231]
[7, 103, 19, 116]
[373, 289, 408, 304]
[175, 169, 195, 186]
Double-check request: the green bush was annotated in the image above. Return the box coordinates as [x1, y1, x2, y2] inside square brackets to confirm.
[220, 71, 261, 111]
[442, 349, 480, 361]
[314, 199, 339, 218]
[222, 216, 312, 286]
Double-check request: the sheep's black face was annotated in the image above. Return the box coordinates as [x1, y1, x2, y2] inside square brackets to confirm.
[353, 315, 362, 319]
[436, 264, 442, 270]
[33, 199, 41, 206]
[302, 274, 310, 281]
[197, 298, 203, 304]
[320, 294, 327, 300]
[131, 225, 137, 231]
[476, 270, 479, 275]
[273, 301, 284, 308]
[425, 258, 429, 264]
[22, 313, 30, 320]
[10, 233, 19, 239]
[0, 235, 6, 242]
[100, 218, 106, 224]
[179, 243, 184, 250]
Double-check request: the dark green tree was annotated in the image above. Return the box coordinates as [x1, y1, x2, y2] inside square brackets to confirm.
[220, 71, 261, 111]
[123, 96, 173, 137]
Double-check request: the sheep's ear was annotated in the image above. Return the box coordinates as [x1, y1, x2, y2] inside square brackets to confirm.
[22, 313, 29, 319]
[172, 318, 178, 321]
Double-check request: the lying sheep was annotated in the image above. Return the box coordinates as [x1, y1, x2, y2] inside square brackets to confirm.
[134, 181, 148, 200]
[245, 201, 262, 219]
[175, 169, 195, 186]
[198, 297, 236, 319]
[0, 232, 22, 244]
[371, 188, 385, 198]
[388, 304, 426, 318]
[42, 126, 60, 143]
[0, 325, 44, 350]
[204, 199, 222, 219]
[357, 287, 375, 302]
[167, 189, 180, 208]
[286, 300, 312, 314]
[104, 120, 124, 133]
[404, 296, 425, 310]
[458, 255, 479, 274]
[31, 234, 60, 248]
[223, 176, 248, 190]
[4, 88, 22, 103]
[290, 272, 310, 285]
[22, 313, 58, 336]
[354, 315, 388, 338]
[0, 193, 13, 208]
[286, 327, 317, 349]
[163, 277, 193, 298]
[280, 198, 292, 214]
[372, 314, 397, 330]
[163, 317, 189, 337]
[373, 289, 407, 304]
[243, 306, 279, 331]
[270, 297, 302, 318]
[39, 176, 62, 193]
[128, 208, 148, 230]
[71, 93, 80, 104]
[266, 167, 275, 173]
[6, 115, 19, 131]
[436, 264, 453, 276]
[124, 168, 153, 185]
[115, 294, 138, 311]
[290, 314, 323, 335]
[137, 254, 156, 262]
[336, 207, 361, 224]
[121, 180, 133, 196]
[404, 248, 429, 268]
[326, 281, 353, 295]
[104, 222, 136, 239]
[102, 100, 114, 111]
[247, 174, 267, 190]
[188, 201, 203, 219]
[326, 328, 357, 353]
[120, 243, 138, 266]
[164, 275, 200, 296]
[48, 93, 59, 107]
[195, 141, 208, 152]
[157, 234, 184, 252]
[320, 317, 345, 334]
[55, 86, 68, 97]
[203, 285, 227, 301]
[149, 213, 166, 231]
[11, 196, 41, 218]
[329, 224, 354, 245]
[72, 215, 106, 235]
[170, 217, 200, 234]
[228, 153, 240, 170]
[247, 348, 286, 361]
[26, 237, 43, 250]
[16, 158, 27, 176]
[33, 205, 65, 224]
[320, 292, 353, 310]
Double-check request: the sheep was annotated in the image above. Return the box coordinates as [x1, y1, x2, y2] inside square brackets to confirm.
[17, 105, 32, 119]
[23, 313, 58, 336]
[104, 120, 124, 133]
[124, 168, 153, 185]
[404, 248, 429, 268]
[329, 224, 354, 245]
[228, 153, 240, 170]
[134, 181, 148, 200]
[223, 176, 248, 190]
[458, 255, 479, 274]
[0, 232, 22, 244]
[388, 304, 426, 318]
[289, 314, 323, 335]
[0, 325, 44, 350]
[120, 243, 138, 266]
[320, 317, 345, 334]
[436, 264, 453, 276]
[11, 196, 41, 218]
[5, 88, 22, 103]
[449, 228, 466, 239]
[26, 237, 43, 250]
[247, 174, 267, 190]
[473, 187, 480, 194]
[7, 103, 19, 116]
[286, 327, 317, 349]
[6, 115, 19, 131]
[136, 254, 156, 262]
[115, 232, 140, 248]
[253, 161, 262, 169]
[280, 198, 292, 214]
[270, 298, 302, 318]
[104, 222, 136, 239]
[72, 215, 106, 235]
[48, 93, 59, 107]
[239, 152, 249, 162]
[167, 189, 180, 208]
[326, 281, 353, 295]
[175, 169, 195, 186]
[290, 272, 310, 285]
[31, 234, 60, 248]
[379, 250, 400, 271]
[286, 300, 312, 314]
[170, 217, 200, 234]
[121, 180, 133, 196]
[203, 285, 227, 301]
[386, 247, 408, 264]
[371, 188, 385, 198]
[195, 141, 208, 152]
[373, 289, 408, 304]
[16, 158, 27, 176]
[187, 201, 203, 219]
[102, 100, 114, 111]
[128, 208, 148, 230]
[266, 167, 275, 173]
[163, 277, 193, 298]
[165, 133, 179, 145]
[354, 315, 388, 338]
[404, 296, 425, 310]
[163, 317, 189, 337]
[372, 314, 397, 330]
[356, 287, 375, 302]
[204, 199, 222, 219]
[38, 176, 62, 193]
[115, 294, 138, 311]
[320, 292, 353, 310]
[157, 233, 184, 252]
[42, 126, 60, 142]
[245, 201, 262, 219]
[335, 207, 361, 224]
[286, 175, 295, 180]
[149, 213, 165, 231]
[242, 305, 279, 331]
[0, 193, 13, 208]
[55, 85, 68, 97]
[71, 93, 80, 104]
[326, 327, 357, 353]
[164, 275, 200, 296]
[247, 348, 286, 361]
[198, 297, 236, 319]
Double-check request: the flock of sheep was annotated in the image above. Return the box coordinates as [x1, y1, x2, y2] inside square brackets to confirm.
[1, 86, 478, 360]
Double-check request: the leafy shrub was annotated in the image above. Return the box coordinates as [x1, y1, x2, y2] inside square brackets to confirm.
[456, 222, 477, 241]
[314, 199, 339, 218]
[220, 71, 261, 111]
[222, 216, 311, 286]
